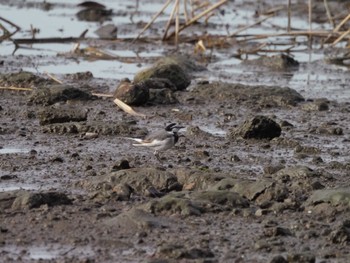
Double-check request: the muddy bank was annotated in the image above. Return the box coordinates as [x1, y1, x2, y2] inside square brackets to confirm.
[1, 59, 350, 262]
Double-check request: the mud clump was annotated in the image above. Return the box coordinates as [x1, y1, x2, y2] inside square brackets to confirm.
[242, 54, 299, 70]
[11, 191, 72, 209]
[230, 115, 282, 140]
[38, 106, 88, 125]
[192, 82, 304, 107]
[28, 84, 94, 106]
[0, 71, 55, 88]
[113, 78, 149, 106]
[134, 56, 192, 91]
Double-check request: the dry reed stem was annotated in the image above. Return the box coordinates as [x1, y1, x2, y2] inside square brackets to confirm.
[237, 30, 342, 38]
[287, 0, 291, 32]
[0, 86, 32, 91]
[323, 0, 334, 28]
[44, 72, 63, 84]
[183, 0, 189, 22]
[162, 0, 178, 40]
[134, 0, 173, 41]
[332, 28, 350, 46]
[0, 16, 21, 41]
[166, 0, 228, 39]
[334, 13, 350, 33]
[175, 0, 180, 46]
[113, 97, 146, 118]
[91, 93, 114, 98]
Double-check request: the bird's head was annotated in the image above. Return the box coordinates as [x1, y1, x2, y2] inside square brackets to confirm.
[165, 123, 185, 133]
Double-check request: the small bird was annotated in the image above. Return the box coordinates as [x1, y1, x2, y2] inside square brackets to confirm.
[128, 123, 184, 160]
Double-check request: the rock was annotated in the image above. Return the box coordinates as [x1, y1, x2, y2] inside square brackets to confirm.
[309, 125, 343, 135]
[242, 54, 299, 70]
[145, 192, 203, 216]
[192, 82, 304, 107]
[270, 255, 288, 263]
[148, 88, 178, 105]
[76, 8, 112, 22]
[109, 168, 181, 194]
[88, 168, 182, 200]
[264, 226, 293, 237]
[274, 166, 317, 180]
[287, 252, 315, 263]
[113, 79, 149, 106]
[28, 84, 93, 106]
[191, 190, 250, 208]
[305, 187, 350, 207]
[104, 208, 170, 231]
[64, 71, 93, 81]
[156, 243, 214, 259]
[38, 106, 88, 125]
[145, 190, 249, 216]
[141, 78, 177, 91]
[229, 115, 281, 140]
[11, 191, 72, 209]
[134, 57, 191, 91]
[211, 177, 288, 204]
[94, 24, 117, 38]
[175, 168, 228, 191]
[0, 71, 54, 88]
[302, 99, 329, 111]
[110, 159, 130, 172]
[112, 183, 133, 201]
[154, 55, 206, 73]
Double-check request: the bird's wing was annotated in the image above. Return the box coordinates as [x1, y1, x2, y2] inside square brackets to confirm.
[123, 137, 144, 143]
[145, 130, 172, 141]
[132, 139, 166, 147]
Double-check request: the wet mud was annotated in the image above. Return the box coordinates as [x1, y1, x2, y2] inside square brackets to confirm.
[1, 1, 350, 263]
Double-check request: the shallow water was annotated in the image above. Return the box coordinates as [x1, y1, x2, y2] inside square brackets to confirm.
[2, 0, 349, 102]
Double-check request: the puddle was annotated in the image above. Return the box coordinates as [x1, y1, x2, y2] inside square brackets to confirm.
[0, 148, 30, 154]
[200, 125, 227, 137]
[0, 184, 40, 192]
[1, 245, 95, 261]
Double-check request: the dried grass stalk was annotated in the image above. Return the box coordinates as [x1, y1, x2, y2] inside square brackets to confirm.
[113, 97, 146, 118]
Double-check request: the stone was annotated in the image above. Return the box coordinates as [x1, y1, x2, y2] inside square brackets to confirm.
[242, 54, 299, 70]
[156, 243, 214, 259]
[11, 191, 72, 209]
[113, 78, 149, 106]
[192, 82, 304, 107]
[305, 187, 350, 207]
[0, 71, 54, 88]
[94, 24, 117, 38]
[229, 116, 281, 140]
[134, 59, 191, 91]
[28, 84, 93, 106]
[38, 106, 88, 125]
[104, 208, 170, 231]
[148, 88, 178, 105]
[287, 252, 315, 263]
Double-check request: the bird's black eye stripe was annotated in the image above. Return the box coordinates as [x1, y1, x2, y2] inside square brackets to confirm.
[165, 123, 177, 131]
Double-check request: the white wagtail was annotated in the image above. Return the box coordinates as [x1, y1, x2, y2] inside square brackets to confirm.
[128, 123, 185, 160]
